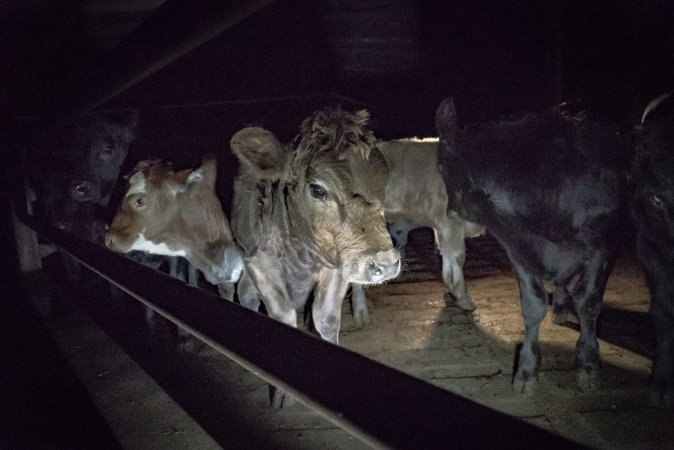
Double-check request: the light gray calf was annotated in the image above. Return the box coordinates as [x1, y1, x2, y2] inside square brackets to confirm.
[351, 138, 483, 327]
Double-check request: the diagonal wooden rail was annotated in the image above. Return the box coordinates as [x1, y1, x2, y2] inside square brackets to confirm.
[16, 212, 581, 450]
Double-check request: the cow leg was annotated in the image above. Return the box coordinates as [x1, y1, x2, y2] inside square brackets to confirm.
[61, 252, 82, 283]
[168, 257, 204, 353]
[512, 265, 547, 394]
[168, 256, 187, 282]
[637, 243, 674, 407]
[245, 263, 299, 408]
[145, 307, 158, 334]
[187, 263, 199, 286]
[551, 284, 572, 325]
[651, 288, 674, 408]
[436, 220, 475, 311]
[350, 284, 370, 328]
[235, 269, 261, 311]
[571, 252, 609, 392]
[313, 269, 350, 344]
[218, 282, 236, 301]
[388, 220, 413, 248]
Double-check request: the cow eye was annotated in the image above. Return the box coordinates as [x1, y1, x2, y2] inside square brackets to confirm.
[650, 194, 665, 209]
[309, 183, 327, 200]
[102, 144, 114, 155]
[135, 197, 145, 208]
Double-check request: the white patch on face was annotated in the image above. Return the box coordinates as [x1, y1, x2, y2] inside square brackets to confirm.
[126, 172, 146, 197]
[128, 233, 186, 257]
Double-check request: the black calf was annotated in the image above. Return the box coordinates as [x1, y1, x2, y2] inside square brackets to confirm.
[435, 97, 628, 393]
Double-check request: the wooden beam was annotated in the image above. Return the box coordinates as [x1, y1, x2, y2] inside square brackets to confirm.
[17, 212, 581, 450]
[51, 0, 276, 125]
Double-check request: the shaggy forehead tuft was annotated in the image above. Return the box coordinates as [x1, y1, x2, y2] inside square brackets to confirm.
[298, 107, 374, 158]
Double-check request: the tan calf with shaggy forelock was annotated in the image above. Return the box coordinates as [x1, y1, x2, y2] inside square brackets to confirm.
[230, 107, 400, 406]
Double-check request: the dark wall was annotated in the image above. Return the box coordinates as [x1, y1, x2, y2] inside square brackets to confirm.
[7, 0, 674, 200]
[101, 1, 674, 137]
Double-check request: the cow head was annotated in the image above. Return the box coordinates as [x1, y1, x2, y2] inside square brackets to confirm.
[231, 107, 400, 284]
[633, 93, 674, 246]
[105, 157, 243, 285]
[68, 111, 139, 205]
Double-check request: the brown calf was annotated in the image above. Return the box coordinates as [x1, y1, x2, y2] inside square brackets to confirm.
[105, 157, 243, 290]
[230, 108, 400, 406]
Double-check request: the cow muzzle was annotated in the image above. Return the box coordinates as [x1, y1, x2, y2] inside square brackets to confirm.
[104, 231, 125, 252]
[357, 248, 401, 284]
[204, 244, 244, 285]
[69, 179, 101, 203]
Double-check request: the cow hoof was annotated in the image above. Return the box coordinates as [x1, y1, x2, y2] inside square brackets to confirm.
[512, 370, 538, 395]
[512, 378, 537, 395]
[577, 368, 600, 392]
[456, 296, 476, 311]
[217, 283, 236, 301]
[269, 385, 296, 408]
[177, 335, 205, 354]
[445, 293, 476, 311]
[353, 309, 371, 329]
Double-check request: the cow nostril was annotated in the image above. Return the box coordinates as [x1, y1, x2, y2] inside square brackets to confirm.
[369, 261, 383, 276]
[72, 182, 89, 197]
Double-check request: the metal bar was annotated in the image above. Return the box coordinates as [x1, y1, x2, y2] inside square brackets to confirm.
[52, 0, 276, 124]
[17, 213, 581, 449]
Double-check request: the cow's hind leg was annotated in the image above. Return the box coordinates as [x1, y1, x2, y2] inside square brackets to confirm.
[512, 265, 547, 394]
[571, 252, 610, 391]
[644, 268, 674, 408]
[437, 220, 475, 311]
[652, 301, 674, 408]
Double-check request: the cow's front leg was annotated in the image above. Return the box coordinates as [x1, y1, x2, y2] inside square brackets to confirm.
[571, 252, 610, 391]
[313, 269, 350, 344]
[437, 220, 475, 311]
[245, 262, 297, 328]
[350, 284, 370, 328]
[512, 265, 547, 394]
[244, 260, 298, 408]
[235, 268, 261, 311]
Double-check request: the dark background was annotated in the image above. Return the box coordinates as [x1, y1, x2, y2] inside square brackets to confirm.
[4, 0, 673, 211]
[3, 1, 674, 134]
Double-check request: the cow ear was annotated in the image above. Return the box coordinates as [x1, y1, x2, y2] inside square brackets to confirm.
[231, 127, 286, 179]
[187, 155, 217, 190]
[435, 97, 459, 157]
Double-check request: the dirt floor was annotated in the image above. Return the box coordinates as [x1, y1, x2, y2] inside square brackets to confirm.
[28, 229, 674, 449]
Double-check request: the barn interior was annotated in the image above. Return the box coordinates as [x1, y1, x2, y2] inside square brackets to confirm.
[1, 1, 674, 448]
